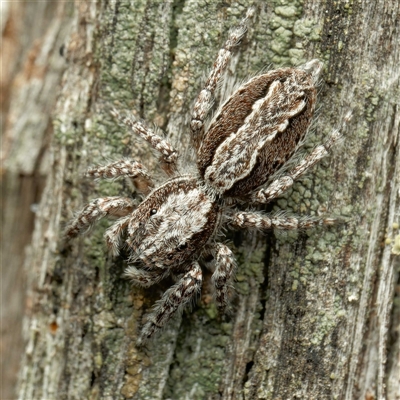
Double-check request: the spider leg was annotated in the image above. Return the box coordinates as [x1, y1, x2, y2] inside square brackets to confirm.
[124, 265, 170, 288]
[111, 108, 178, 176]
[103, 215, 131, 255]
[87, 160, 154, 194]
[190, 7, 255, 149]
[204, 243, 237, 314]
[228, 211, 335, 231]
[253, 116, 350, 204]
[139, 261, 202, 344]
[65, 197, 135, 239]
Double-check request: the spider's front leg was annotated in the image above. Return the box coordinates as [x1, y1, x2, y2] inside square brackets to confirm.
[111, 109, 178, 176]
[65, 197, 135, 239]
[139, 261, 202, 344]
[124, 265, 170, 288]
[228, 211, 335, 231]
[190, 7, 255, 149]
[204, 243, 237, 314]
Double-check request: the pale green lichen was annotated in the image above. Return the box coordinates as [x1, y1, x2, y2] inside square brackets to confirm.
[275, 5, 299, 18]
[392, 234, 400, 255]
[234, 242, 266, 296]
[309, 295, 347, 346]
[259, 0, 322, 66]
[163, 313, 231, 399]
[293, 18, 321, 42]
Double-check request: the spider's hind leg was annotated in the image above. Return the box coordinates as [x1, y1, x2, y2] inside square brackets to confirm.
[252, 113, 351, 204]
[190, 7, 255, 149]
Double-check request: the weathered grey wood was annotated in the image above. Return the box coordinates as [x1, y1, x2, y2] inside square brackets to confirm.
[0, 2, 74, 399]
[6, 0, 399, 399]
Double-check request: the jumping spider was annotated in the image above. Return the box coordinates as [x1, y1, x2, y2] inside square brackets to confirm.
[66, 8, 348, 344]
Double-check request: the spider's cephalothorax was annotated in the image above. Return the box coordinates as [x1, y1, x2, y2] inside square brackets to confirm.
[66, 8, 348, 343]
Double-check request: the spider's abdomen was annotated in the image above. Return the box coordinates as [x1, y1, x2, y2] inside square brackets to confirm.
[198, 64, 319, 198]
[127, 176, 219, 269]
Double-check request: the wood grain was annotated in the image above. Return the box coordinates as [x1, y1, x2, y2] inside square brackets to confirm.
[2, 1, 398, 399]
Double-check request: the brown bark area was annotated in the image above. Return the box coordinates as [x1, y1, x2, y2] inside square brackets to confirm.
[1, 2, 73, 398]
[2, 0, 399, 399]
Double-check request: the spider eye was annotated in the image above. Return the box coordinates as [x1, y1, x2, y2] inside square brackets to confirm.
[167, 254, 174, 260]
[150, 208, 157, 216]
[177, 243, 188, 251]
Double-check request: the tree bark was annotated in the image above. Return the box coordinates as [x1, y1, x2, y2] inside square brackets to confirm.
[1, 2, 73, 398]
[4, 0, 399, 399]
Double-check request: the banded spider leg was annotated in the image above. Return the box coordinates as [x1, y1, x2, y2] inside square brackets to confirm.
[190, 7, 255, 149]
